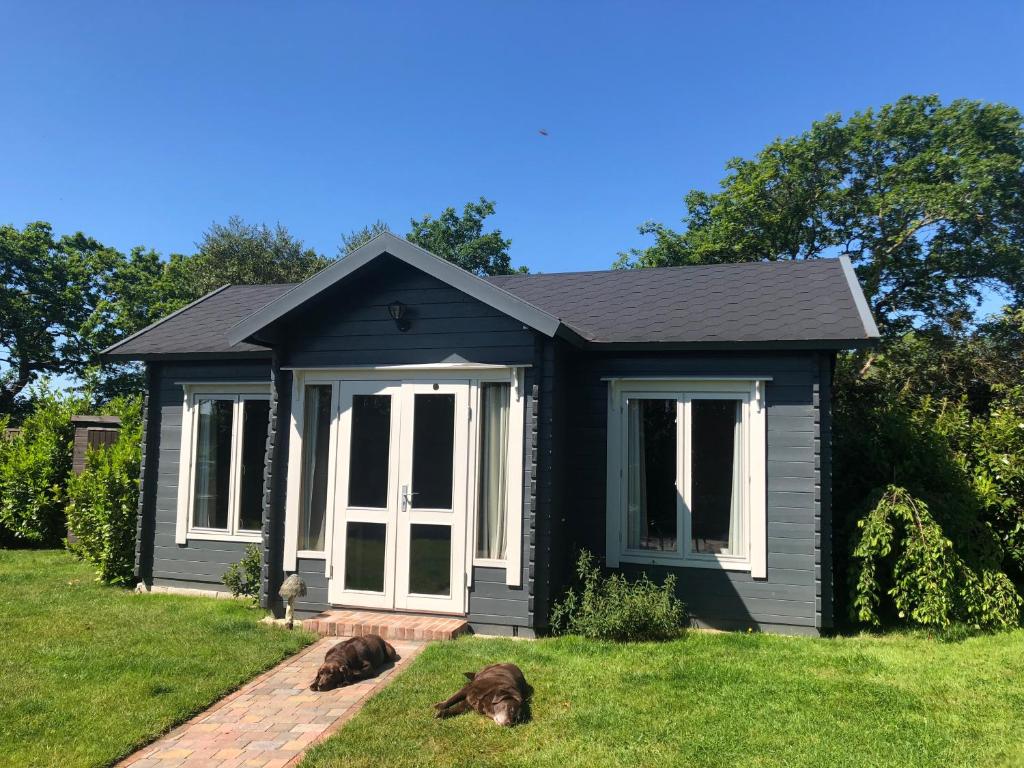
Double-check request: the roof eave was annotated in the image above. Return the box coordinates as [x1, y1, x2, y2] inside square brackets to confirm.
[101, 349, 274, 363]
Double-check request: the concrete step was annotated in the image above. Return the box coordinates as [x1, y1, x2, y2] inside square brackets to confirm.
[303, 609, 471, 642]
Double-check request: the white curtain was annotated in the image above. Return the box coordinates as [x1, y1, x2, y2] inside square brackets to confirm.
[727, 400, 743, 555]
[626, 399, 647, 549]
[477, 383, 510, 559]
[300, 386, 328, 551]
[192, 399, 219, 528]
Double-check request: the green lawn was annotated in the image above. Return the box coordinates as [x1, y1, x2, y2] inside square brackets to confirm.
[0, 549, 314, 768]
[303, 630, 1024, 768]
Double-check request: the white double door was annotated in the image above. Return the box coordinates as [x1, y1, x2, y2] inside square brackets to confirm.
[328, 380, 469, 614]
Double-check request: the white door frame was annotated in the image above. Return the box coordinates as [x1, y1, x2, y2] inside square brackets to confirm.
[393, 380, 471, 613]
[328, 380, 402, 608]
[327, 376, 471, 615]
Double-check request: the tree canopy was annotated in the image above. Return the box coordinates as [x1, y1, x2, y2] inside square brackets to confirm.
[621, 95, 1024, 335]
[407, 197, 521, 276]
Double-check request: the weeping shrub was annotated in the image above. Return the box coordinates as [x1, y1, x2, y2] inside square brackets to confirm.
[65, 396, 142, 585]
[550, 550, 687, 641]
[850, 486, 1021, 630]
[0, 388, 85, 546]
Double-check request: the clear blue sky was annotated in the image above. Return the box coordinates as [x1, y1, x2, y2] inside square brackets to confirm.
[2, 1, 1022, 274]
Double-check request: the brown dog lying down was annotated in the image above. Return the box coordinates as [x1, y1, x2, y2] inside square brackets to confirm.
[434, 663, 531, 726]
[310, 634, 398, 691]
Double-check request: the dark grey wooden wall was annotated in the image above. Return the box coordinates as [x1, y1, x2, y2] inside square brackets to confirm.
[559, 350, 833, 635]
[142, 360, 272, 591]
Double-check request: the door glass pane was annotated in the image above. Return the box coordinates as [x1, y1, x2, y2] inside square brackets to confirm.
[348, 395, 392, 507]
[477, 383, 510, 559]
[192, 398, 233, 530]
[408, 524, 451, 596]
[345, 522, 386, 592]
[299, 385, 332, 551]
[691, 399, 743, 556]
[410, 393, 455, 509]
[626, 398, 677, 551]
[238, 399, 269, 531]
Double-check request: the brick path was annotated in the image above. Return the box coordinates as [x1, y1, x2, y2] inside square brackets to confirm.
[119, 636, 423, 768]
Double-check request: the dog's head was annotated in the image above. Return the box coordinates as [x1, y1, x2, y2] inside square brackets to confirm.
[489, 695, 523, 727]
[310, 661, 351, 692]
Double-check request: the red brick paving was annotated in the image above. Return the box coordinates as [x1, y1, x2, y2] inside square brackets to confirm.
[303, 609, 469, 641]
[118, 636, 423, 768]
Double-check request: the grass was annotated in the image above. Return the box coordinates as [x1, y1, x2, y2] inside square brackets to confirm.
[0, 549, 314, 768]
[302, 629, 1024, 768]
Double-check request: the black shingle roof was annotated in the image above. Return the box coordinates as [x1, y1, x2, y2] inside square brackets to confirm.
[485, 258, 872, 344]
[104, 284, 295, 358]
[103, 258, 876, 358]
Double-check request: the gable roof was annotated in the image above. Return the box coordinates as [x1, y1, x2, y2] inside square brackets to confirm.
[485, 256, 879, 346]
[102, 235, 879, 360]
[225, 232, 561, 346]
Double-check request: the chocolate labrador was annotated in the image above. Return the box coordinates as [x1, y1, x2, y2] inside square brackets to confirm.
[310, 634, 398, 691]
[434, 663, 531, 726]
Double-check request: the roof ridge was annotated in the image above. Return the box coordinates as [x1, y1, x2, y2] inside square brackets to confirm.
[484, 258, 841, 280]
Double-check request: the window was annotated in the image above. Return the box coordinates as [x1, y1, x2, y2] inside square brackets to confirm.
[298, 384, 333, 551]
[606, 379, 766, 576]
[175, 385, 271, 544]
[476, 382, 511, 560]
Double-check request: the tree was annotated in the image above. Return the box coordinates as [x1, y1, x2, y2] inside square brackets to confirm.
[621, 96, 1024, 335]
[407, 197, 521, 276]
[182, 216, 332, 295]
[0, 222, 124, 412]
[338, 220, 391, 256]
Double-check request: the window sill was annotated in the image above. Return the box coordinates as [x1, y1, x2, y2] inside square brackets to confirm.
[297, 550, 327, 560]
[186, 529, 262, 544]
[473, 558, 507, 569]
[617, 551, 752, 573]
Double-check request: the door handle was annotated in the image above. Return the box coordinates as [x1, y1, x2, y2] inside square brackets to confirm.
[401, 485, 418, 512]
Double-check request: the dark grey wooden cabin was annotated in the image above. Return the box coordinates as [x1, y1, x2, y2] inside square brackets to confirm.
[104, 233, 878, 636]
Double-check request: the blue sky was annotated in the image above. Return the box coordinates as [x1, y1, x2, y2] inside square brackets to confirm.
[2, 1, 1022, 275]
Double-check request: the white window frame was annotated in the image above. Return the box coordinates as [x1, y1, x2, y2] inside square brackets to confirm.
[605, 378, 767, 578]
[467, 368, 525, 585]
[175, 382, 271, 544]
[282, 366, 525, 588]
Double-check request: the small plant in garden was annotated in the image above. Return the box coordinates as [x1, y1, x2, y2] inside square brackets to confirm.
[550, 550, 686, 641]
[223, 544, 262, 603]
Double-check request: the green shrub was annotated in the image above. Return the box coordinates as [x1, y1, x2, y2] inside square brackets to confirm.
[223, 544, 262, 603]
[0, 388, 86, 546]
[850, 485, 1022, 630]
[65, 396, 142, 585]
[550, 550, 687, 641]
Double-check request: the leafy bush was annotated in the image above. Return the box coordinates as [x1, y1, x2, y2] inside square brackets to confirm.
[836, 362, 1024, 630]
[550, 550, 686, 641]
[850, 486, 1021, 630]
[65, 396, 142, 585]
[0, 388, 86, 546]
[223, 544, 262, 603]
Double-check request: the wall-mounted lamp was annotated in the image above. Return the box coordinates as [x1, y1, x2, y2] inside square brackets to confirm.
[388, 300, 411, 332]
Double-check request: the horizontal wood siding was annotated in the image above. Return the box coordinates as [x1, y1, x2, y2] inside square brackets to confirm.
[565, 351, 823, 633]
[284, 255, 535, 368]
[147, 360, 272, 591]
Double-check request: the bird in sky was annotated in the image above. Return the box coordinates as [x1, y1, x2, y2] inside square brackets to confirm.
[538, 129, 549, 136]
